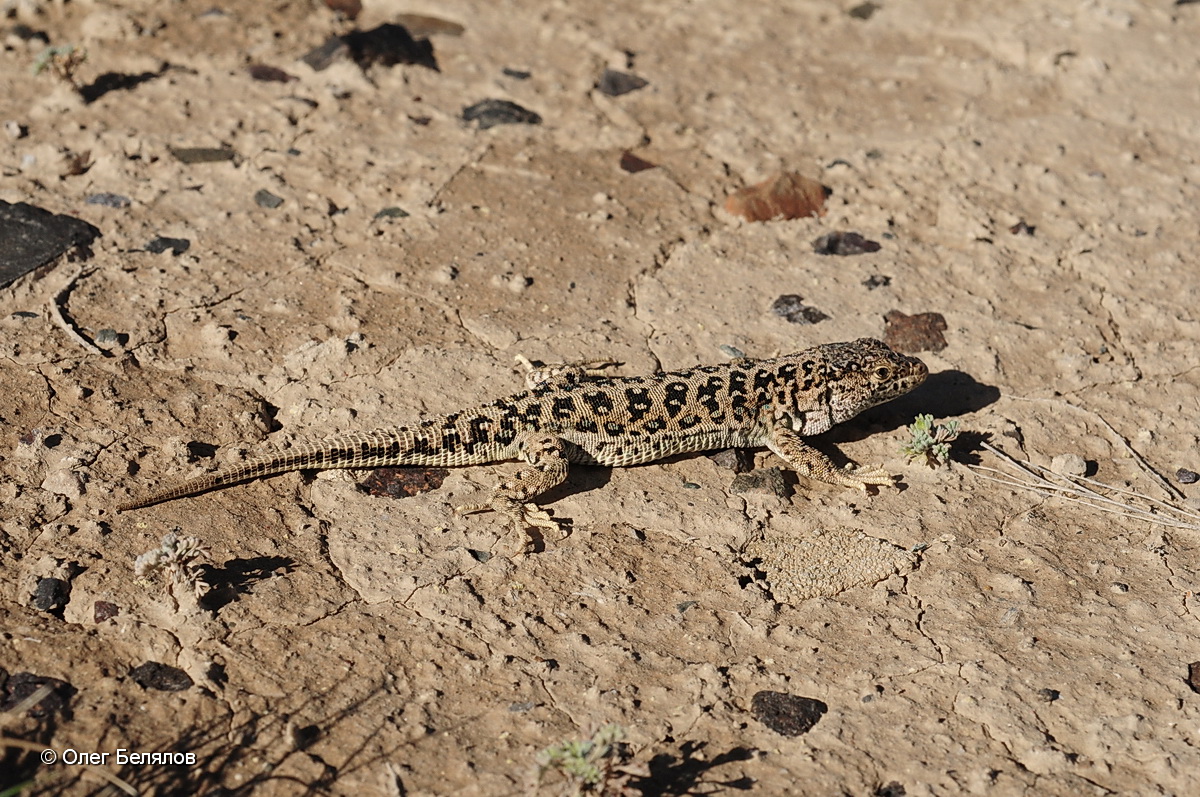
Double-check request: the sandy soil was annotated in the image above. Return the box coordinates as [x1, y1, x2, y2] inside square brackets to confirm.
[3, 0, 1200, 794]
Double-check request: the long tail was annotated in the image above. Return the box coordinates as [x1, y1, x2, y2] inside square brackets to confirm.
[116, 428, 424, 512]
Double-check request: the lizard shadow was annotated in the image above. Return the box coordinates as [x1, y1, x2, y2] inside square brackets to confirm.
[833, 367, 999, 441]
[637, 741, 756, 794]
[199, 555, 297, 610]
[544, 465, 614, 505]
[814, 367, 1000, 483]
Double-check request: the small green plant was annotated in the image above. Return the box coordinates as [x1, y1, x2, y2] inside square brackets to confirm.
[902, 414, 960, 467]
[135, 531, 210, 604]
[535, 724, 645, 796]
[32, 44, 88, 90]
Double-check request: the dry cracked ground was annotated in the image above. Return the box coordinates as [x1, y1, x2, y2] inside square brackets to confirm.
[2, 0, 1200, 795]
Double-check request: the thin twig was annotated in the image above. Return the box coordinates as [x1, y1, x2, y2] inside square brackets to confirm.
[1007, 395, 1183, 500]
[49, 265, 105, 357]
[971, 442, 1200, 532]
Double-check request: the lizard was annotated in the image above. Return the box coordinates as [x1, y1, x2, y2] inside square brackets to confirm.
[116, 338, 928, 544]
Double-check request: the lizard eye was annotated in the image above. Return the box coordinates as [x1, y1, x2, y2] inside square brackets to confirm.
[873, 366, 892, 381]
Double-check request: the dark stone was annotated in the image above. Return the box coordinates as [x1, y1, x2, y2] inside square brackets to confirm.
[770, 294, 829, 325]
[619, 151, 657, 173]
[812, 231, 881, 256]
[361, 467, 449, 498]
[0, 200, 101, 288]
[130, 662, 193, 692]
[145, 236, 190, 255]
[168, 146, 237, 164]
[247, 64, 297, 82]
[94, 601, 120, 623]
[31, 577, 69, 613]
[85, 193, 131, 209]
[848, 2, 881, 19]
[462, 99, 543, 129]
[750, 691, 828, 736]
[343, 24, 438, 71]
[596, 69, 648, 97]
[254, 189, 284, 209]
[1, 672, 76, 719]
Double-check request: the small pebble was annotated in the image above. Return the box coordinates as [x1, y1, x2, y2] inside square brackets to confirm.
[94, 600, 120, 623]
[373, 206, 409, 220]
[300, 36, 349, 71]
[31, 577, 70, 612]
[462, 99, 542, 129]
[619, 151, 657, 173]
[1176, 468, 1198, 485]
[1050, 453, 1088, 477]
[254, 189, 284, 209]
[848, 2, 880, 19]
[247, 64, 297, 82]
[85, 193, 131, 209]
[707, 448, 755, 473]
[811, 231, 881, 256]
[491, 271, 531, 293]
[883, 310, 947, 353]
[169, 146, 236, 164]
[771, 294, 829, 325]
[94, 329, 122, 350]
[392, 14, 465, 37]
[129, 662, 193, 692]
[323, 0, 362, 20]
[595, 69, 648, 97]
[145, 236, 190, 255]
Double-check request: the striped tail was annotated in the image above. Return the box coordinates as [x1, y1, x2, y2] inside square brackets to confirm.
[116, 428, 424, 512]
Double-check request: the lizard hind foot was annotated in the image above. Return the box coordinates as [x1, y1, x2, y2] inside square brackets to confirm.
[455, 497, 564, 543]
[834, 464, 897, 491]
[515, 355, 622, 391]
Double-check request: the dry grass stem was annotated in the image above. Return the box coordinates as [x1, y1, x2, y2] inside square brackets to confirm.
[971, 442, 1200, 532]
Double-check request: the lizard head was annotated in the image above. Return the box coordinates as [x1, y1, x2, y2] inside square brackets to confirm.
[785, 338, 927, 432]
